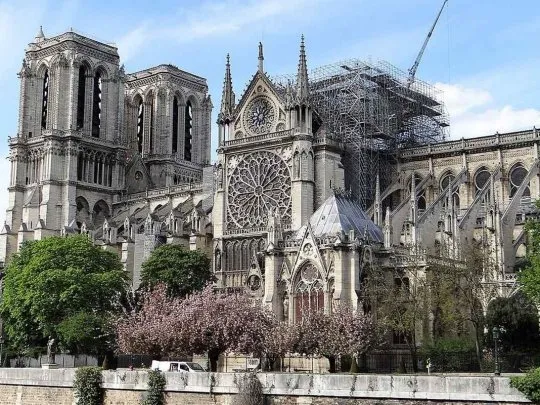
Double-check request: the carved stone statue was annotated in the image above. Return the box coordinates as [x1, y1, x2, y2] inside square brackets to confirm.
[47, 337, 56, 364]
[283, 294, 289, 322]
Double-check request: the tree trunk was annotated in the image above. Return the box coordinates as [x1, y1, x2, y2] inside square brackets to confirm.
[208, 348, 220, 372]
[474, 322, 483, 371]
[349, 355, 359, 373]
[327, 355, 336, 373]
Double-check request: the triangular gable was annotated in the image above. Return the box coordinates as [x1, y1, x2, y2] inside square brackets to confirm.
[125, 153, 153, 194]
[278, 260, 291, 283]
[231, 72, 287, 138]
[290, 223, 326, 283]
[23, 184, 40, 207]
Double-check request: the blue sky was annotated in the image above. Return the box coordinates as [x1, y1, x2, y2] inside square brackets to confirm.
[0, 0, 540, 221]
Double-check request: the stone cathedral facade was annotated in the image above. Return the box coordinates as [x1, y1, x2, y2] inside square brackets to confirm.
[1, 29, 538, 329]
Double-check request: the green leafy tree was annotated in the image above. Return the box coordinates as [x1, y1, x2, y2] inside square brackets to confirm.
[520, 201, 540, 304]
[0, 235, 127, 356]
[486, 293, 540, 352]
[140, 244, 212, 298]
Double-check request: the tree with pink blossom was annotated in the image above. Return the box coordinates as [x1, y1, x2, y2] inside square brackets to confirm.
[116, 285, 184, 357]
[296, 305, 382, 373]
[261, 320, 300, 371]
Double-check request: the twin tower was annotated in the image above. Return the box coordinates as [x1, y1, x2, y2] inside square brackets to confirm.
[0, 28, 212, 262]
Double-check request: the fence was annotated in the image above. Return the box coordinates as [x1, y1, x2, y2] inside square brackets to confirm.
[9, 351, 540, 373]
[10, 354, 99, 368]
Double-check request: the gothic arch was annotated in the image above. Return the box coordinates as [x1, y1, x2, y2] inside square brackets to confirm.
[143, 87, 157, 102]
[173, 89, 186, 106]
[74, 56, 94, 71]
[508, 162, 530, 198]
[185, 94, 200, 109]
[75, 196, 90, 224]
[92, 199, 110, 227]
[93, 64, 110, 79]
[293, 261, 325, 322]
[36, 62, 49, 78]
[439, 170, 455, 190]
[473, 166, 491, 195]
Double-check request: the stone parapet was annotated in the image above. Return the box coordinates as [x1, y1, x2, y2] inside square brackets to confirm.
[0, 369, 529, 403]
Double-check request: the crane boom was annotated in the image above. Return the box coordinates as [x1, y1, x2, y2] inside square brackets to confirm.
[407, 0, 448, 87]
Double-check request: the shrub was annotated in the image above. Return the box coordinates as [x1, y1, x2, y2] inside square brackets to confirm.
[73, 366, 103, 405]
[511, 367, 540, 403]
[420, 337, 479, 372]
[143, 369, 167, 405]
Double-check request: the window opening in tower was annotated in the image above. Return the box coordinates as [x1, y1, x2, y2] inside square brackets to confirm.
[137, 100, 144, 153]
[184, 101, 193, 161]
[172, 96, 179, 154]
[41, 70, 49, 129]
[92, 72, 102, 137]
[76, 66, 87, 130]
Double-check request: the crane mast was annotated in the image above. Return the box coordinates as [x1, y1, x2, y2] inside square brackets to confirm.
[407, 0, 448, 88]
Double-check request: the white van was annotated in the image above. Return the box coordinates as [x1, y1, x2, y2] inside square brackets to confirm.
[150, 360, 206, 373]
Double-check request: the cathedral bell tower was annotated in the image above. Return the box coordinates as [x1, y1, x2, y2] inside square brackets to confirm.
[1, 28, 126, 262]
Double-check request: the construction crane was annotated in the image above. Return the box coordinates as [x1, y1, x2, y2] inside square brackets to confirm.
[407, 0, 448, 88]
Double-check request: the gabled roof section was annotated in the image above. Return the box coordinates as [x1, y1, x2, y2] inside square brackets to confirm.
[308, 194, 383, 243]
[233, 70, 285, 118]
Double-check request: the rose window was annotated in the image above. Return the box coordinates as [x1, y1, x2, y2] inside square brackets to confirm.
[244, 96, 276, 135]
[227, 151, 291, 228]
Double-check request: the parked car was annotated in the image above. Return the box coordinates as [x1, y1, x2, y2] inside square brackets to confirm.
[150, 360, 206, 372]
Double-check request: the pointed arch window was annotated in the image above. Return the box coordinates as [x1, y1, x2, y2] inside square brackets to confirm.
[41, 69, 49, 129]
[150, 96, 155, 153]
[172, 96, 179, 154]
[510, 164, 530, 198]
[137, 99, 144, 153]
[92, 72, 102, 137]
[474, 168, 491, 196]
[76, 66, 87, 130]
[294, 262, 324, 323]
[184, 100, 193, 161]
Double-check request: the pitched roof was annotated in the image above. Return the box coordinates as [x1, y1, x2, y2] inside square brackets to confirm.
[307, 194, 383, 243]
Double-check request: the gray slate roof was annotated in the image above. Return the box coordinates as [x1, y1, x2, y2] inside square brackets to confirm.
[304, 194, 383, 243]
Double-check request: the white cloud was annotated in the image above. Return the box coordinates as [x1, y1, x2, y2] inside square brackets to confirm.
[435, 82, 540, 139]
[116, 0, 314, 63]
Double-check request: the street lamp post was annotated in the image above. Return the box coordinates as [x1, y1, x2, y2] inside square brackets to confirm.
[0, 337, 4, 367]
[493, 326, 500, 376]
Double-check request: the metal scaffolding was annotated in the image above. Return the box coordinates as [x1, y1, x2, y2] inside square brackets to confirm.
[274, 59, 448, 209]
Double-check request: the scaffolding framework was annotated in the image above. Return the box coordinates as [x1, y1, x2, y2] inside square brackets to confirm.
[274, 59, 448, 208]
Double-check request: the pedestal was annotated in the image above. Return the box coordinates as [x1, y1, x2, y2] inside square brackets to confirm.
[41, 363, 59, 369]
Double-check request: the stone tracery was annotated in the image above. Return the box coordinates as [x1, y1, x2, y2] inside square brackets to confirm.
[227, 151, 291, 228]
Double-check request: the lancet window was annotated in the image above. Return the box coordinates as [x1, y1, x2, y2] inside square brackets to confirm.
[172, 96, 179, 153]
[149, 96, 155, 153]
[474, 167, 490, 196]
[509, 164, 530, 198]
[91, 72, 102, 137]
[76, 66, 87, 130]
[137, 99, 144, 153]
[294, 262, 324, 322]
[184, 101, 193, 161]
[41, 70, 49, 129]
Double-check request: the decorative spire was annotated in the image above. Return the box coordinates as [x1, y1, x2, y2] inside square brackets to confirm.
[35, 26, 45, 42]
[258, 42, 264, 73]
[219, 53, 235, 123]
[295, 34, 309, 104]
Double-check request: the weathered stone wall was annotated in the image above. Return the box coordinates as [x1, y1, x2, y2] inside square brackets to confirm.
[0, 368, 530, 404]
